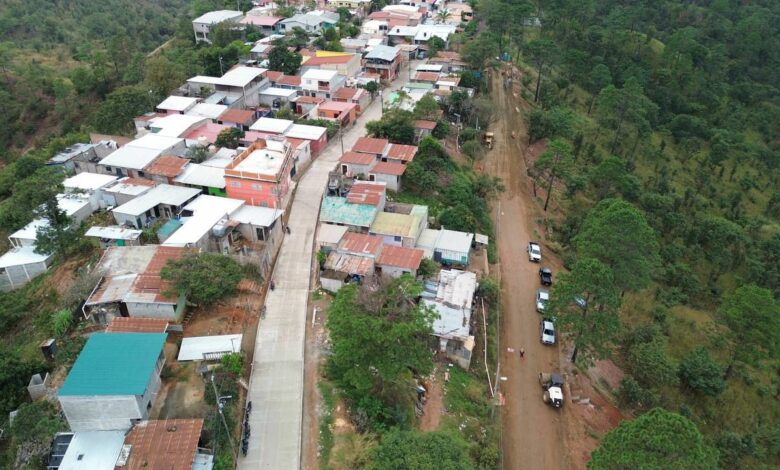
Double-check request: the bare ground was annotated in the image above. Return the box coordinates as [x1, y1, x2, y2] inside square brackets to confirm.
[420, 366, 445, 432]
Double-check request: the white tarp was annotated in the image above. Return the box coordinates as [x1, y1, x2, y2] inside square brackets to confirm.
[178, 334, 243, 361]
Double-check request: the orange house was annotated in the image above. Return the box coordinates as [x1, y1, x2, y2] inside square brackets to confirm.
[224, 137, 294, 208]
[316, 101, 358, 127]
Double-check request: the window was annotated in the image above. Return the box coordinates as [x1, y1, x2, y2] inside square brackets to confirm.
[105, 166, 112, 172]
[394, 236, 402, 242]
[137, 171, 145, 177]
[230, 181, 241, 188]
[252, 183, 262, 190]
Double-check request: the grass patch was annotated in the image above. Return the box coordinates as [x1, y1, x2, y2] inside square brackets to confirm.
[388, 190, 445, 219]
[318, 381, 336, 469]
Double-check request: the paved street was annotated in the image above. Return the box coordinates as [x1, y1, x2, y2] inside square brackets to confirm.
[240, 63, 416, 469]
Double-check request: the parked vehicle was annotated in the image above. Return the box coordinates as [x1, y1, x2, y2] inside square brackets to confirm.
[540, 319, 555, 345]
[539, 372, 564, 408]
[536, 288, 549, 313]
[528, 242, 542, 262]
[539, 267, 553, 286]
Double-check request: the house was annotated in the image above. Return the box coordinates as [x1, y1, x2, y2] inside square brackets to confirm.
[300, 69, 346, 99]
[300, 53, 362, 79]
[147, 114, 210, 138]
[144, 155, 190, 185]
[321, 232, 384, 291]
[427, 51, 468, 73]
[284, 123, 328, 155]
[425, 269, 477, 369]
[346, 181, 387, 210]
[386, 143, 418, 163]
[278, 11, 339, 34]
[83, 246, 188, 324]
[48, 141, 118, 174]
[329, 0, 371, 10]
[317, 223, 349, 253]
[275, 74, 303, 90]
[224, 138, 294, 208]
[184, 121, 231, 145]
[376, 245, 424, 278]
[364, 45, 402, 80]
[319, 196, 378, 231]
[369, 161, 406, 191]
[173, 163, 227, 196]
[386, 25, 419, 45]
[332, 87, 370, 113]
[8, 193, 94, 248]
[445, 3, 473, 23]
[369, 204, 428, 247]
[415, 227, 473, 264]
[0, 246, 52, 291]
[361, 19, 389, 37]
[249, 117, 293, 135]
[435, 75, 461, 92]
[111, 184, 201, 229]
[258, 87, 299, 110]
[337, 232, 384, 259]
[62, 172, 119, 211]
[192, 10, 244, 43]
[156, 96, 198, 115]
[48, 430, 126, 470]
[412, 71, 440, 84]
[161, 195, 244, 251]
[101, 177, 156, 207]
[98, 135, 186, 178]
[414, 119, 437, 141]
[352, 136, 390, 159]
[118, 419, 212, 470]
[339, 151, 375, 177]
[414, 24, 457, 50]
[84, 226, 143, 249]
[240, 14, 283, 35]
[340, 38, 369, 54]
[230, 204, 285, 274]
[187, 67, 269, 108]
[315, 101, 358, 127]
[186, 102, 229, 121]
[57, 332, 167, 431]
[218, 108, 256, 130]
[293, 95, 326, 117]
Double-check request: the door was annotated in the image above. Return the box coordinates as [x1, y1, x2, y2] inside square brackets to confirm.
[118, 302, 129, 317]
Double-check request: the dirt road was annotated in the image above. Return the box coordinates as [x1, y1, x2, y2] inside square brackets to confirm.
[485, 69, 570, 470]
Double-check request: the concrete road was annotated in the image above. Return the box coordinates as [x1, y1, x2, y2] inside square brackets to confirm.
[240, 63, 416, 469]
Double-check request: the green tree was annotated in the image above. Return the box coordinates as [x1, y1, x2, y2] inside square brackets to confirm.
[369, 430, 473, 469]
[326, 276, 435, 430]
[678, 347, 725, 397]
[574, 198, 660, 293]
[161, 253, 243, 307]
[628, 339, 678, 388]
[528, 106, 579, 144]
[594, 78, 658, 155]
[92, 85, 157, 134]
[533, 138, 574, 211]
[428, 36, 446, 57]
[268, 46, 303, 75]
[34, 194, 75, 257]
[0, 351, 47, 416]
[525, 38, 558, 103]
[363, 80, 379, 98]
[220, 352, 243, 376]
[460, 140, 483, 167]
[215, 127, 245, 149]
[366, 109, 416, 144]
[461, 34, 498, 70]
[144, 55, 185, 96]
[547, 258, 621, 364]
[719, 284, 780, 377]
[589, 408, 719, 470]
[586, 64, 612, 114]
[413, 93, 441, 120]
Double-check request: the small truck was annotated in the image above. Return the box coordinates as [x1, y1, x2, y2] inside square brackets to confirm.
[483, 132, 494, 149]
[539, 372, 564, 408]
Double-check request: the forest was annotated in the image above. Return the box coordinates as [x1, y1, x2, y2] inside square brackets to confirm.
[463, 0, 780, 467]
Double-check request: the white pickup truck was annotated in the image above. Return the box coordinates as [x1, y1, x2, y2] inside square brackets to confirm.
[527, 242, 542, 263]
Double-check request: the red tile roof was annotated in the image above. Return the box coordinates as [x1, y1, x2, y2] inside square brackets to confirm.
[130, 247, 187, 303]
[295, 95, 325, 104]
[266, 70, 284, 82]
[121, 419, 203, 470]
[106, 317, 169, 333]
[144, 155, 189, 178]
[387, 144, 418, 162]
[304, 54, 356, 65]
[185, 122, 230, 143]
[339, 232, 384, 256]
[352, 137, 389, 155]
[219, 108, 255, 125]
[319, 101, 357, 112]
[340, 151, 375, 165]
[277, 75, 302, 86]
[413, 72, 440, 82]
[333, 87, 359, 100]
[414, 120, 437, 130]
[347, 182, 386, 205]
[371, 161, 406, 176]
[377, 245, 424, 270]
[240, 15, 282, 26]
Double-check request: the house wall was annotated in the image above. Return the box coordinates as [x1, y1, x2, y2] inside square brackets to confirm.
[435, 248, 469, 265]
[378, 265, 415, 278]
[70, 203, 95, 225]
[307, 133, 328, 156]
[0, 259, 51, 292]
[372, 173, 401, 191]
[113, 211, 149, 229]
[225, 175, 289, 209]
[126, 301, 179, 320]
[320, 275, 344, 293]
[341, 162, 373, 177]
[59, 394, 143, 431]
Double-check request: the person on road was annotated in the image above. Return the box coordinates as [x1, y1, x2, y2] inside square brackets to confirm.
[286, 225, 291, 234]
[519, 348, 525, 359]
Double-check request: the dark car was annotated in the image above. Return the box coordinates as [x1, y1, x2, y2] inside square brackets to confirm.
[539, 267, 552, 286]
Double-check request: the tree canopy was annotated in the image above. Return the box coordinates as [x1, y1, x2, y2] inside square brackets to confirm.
[161, 253, 243, 306]
[369, 430, 473, 470]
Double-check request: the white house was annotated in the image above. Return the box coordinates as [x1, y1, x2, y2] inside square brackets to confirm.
[278, 11, 338, 34]
[192, 10, 244, 43]
[300, 69, 346, 99]
[111, 184, 201, 229]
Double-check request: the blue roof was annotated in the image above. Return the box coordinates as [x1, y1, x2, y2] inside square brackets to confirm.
[58, 333, 166, 397]
[319, 197, 377, 228]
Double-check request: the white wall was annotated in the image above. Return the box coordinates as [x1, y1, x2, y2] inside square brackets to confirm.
[372, 173, 400, 191]
[378, 265, 414, 278]
[59, 395, 142, 432]
[126, 301, 178, 319]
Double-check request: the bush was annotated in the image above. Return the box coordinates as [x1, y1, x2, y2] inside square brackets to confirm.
[678, 347, 725, 397]
[160, 253, 243, 306]
[51, 309, 73, 337]
[220, 353, 243, 376]
[628, 339, 678, 388]
[477, 277, 500, 305]
[618, 376, 657, 409]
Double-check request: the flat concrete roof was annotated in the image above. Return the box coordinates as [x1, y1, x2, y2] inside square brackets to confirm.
[63, 172, 118, 191]
[157, 96, 198, 112]
[58, 431, 126, 470]
[234, 147, 287, 174]
[178, 334, 242, 361]
[249, 117, 294, 134]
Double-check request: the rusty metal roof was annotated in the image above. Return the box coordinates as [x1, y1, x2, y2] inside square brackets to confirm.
[324, 252, 374, 276]
[106, 317, 169, 333]
[387, 144, 417, 162]
[340, 151, 375, 165]
[377, 245, 424, 270]
[145, 155, 189, 178]
[352, 137, 389, 155]
[347, 182, 386, 206]
[120, 419, 203, 470]
[371, 161, 406, 176]
[339, 233, 383, 257]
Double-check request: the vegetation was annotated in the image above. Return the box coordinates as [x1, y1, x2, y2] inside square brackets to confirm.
[369, 430, 472, 470]
[268, 45, 303, 75]
[589, 408, 719, 470]
[161, 252, 243, 306]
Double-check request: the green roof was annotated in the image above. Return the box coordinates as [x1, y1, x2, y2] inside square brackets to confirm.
[58, 333, 166, 397]
[319, 196, 377, 227]
[157, 219, 183, 238]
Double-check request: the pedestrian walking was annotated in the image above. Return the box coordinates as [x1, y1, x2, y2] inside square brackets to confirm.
[270, 280, 275, 291]
[286, 225, 291, 234]
[519, 348, 525, 359]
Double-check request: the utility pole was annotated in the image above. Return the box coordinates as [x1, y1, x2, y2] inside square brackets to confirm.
[338, 122, 344, 155]
[219, 56, 224, 75]
[211, 375, 237, 462]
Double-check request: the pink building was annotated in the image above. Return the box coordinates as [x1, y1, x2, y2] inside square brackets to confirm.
[224, 137, 294, 208]
[316, 101, 358, 127]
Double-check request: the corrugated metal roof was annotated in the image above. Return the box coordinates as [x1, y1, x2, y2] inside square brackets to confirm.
[414, 120, 437, 130]
[377, 245, 424, 269]
[178, 334, 242, 361]
[352, 137, 389, 155]
[387, 144, 418, 162]
[324, 252, 374, 275]
[106, 317, 169, 333]
[121, 419, 203, 470]
[371, 161, 406, 176]
[370, 211, 420, 237]
[340, 151, 375, 166]
[346, 182, 386, 206]
[85, 226, 143, 241]
[58, 333, 166, 396]
[317, 223, 348, 246]
[339, 233, 383, 256]
[319, 197, 378, 227]
[436, 228, 473, 254]
[145, 155, 189, 178]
